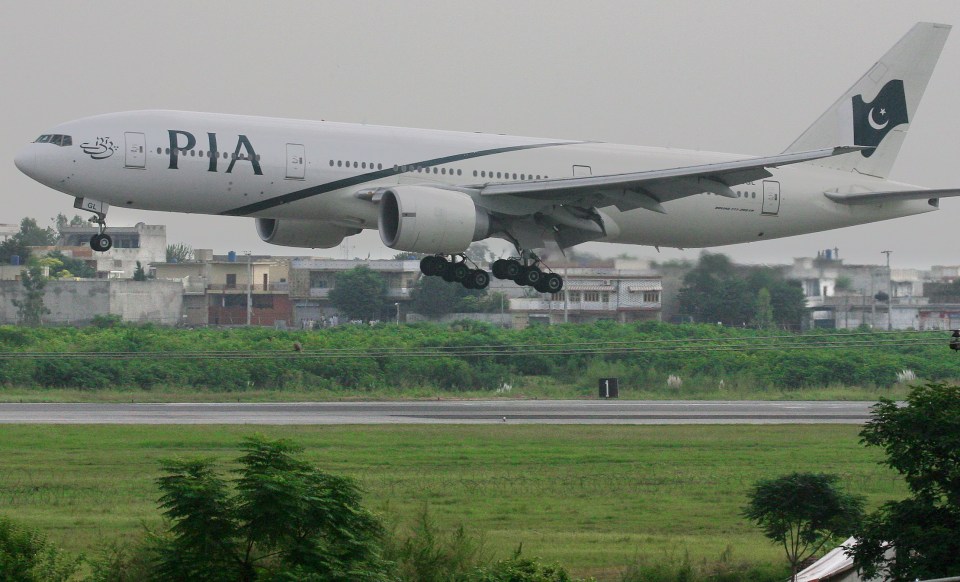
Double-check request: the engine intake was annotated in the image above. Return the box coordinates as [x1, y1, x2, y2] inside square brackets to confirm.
[378, 186, 490, 253]
[256, 218, 360, 248]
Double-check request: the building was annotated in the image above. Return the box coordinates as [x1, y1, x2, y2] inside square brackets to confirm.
[788, 251, 960, 330]
[0, 224, 18, 242]
[153, 251, 292, 326]
[509, 263, 662, 328]
[288, 259, 421, 326]
[51, 223, 166, 278]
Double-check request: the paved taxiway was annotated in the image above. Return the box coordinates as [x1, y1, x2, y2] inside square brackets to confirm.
[0, 400, 873, 425]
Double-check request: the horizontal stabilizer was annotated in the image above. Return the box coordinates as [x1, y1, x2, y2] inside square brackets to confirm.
[824, 188, 960, 205]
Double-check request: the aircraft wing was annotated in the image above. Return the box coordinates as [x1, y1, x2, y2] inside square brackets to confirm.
[474, 146, 864, 213]
[824, 188, 960, 205]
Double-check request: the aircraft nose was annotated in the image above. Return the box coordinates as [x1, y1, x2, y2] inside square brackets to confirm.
[14, 145, 36, 178]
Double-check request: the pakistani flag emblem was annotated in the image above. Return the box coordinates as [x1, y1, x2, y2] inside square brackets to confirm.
[852, 80, 909, 157]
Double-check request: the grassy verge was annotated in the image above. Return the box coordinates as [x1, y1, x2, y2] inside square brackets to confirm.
[0, 379, 911, 403]
[0, 424, 903, 580]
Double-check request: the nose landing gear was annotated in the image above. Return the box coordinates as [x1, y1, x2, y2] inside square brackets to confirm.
[74, 197, 113, 252]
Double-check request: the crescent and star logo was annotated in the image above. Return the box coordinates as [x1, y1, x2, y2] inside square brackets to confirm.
[852, 80, 908, 157]
[80, 137, 118, 160]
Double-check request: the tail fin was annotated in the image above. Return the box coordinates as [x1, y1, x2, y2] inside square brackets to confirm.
[784, 22, 950, 178]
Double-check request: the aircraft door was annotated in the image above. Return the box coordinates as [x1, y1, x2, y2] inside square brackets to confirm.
[286, 143, 305, 180]
[124, 132, 146, 169]
[572, 165, 592, 177]
[762, 181, 780, 215]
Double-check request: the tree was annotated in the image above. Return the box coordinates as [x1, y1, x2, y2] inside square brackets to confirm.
[0, 217, 58, 264]
[165, 243, 193, 263]
[464, 241, 496, 264]
[43, 251, 96, 278]
[53, 213, 89, 238]
[133, 261, 147, 281]
[849, 383, 960, 580]
[752, 288, 775, 330]
[409, 274, 487, 317]
[743, 472, 864, 581]
[0, 515, 80, 582]
[328, 266, 387, 322]
[12, 265, 50, 326]
[834, 275, 853, 293]
[678, 253, 807, 328]
[153, 436, 389, 581]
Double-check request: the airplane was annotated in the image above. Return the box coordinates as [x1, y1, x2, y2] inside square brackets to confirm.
[14, 22, 959, 294]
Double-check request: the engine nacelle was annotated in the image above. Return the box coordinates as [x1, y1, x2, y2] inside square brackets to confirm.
[378, 186, 491, 253]
[255, 218, 360, 248]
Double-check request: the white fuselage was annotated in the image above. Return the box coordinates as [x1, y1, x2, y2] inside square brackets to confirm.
[14, 110, 936, 249]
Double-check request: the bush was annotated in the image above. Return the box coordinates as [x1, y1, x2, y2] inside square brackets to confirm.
[0, 515, 80, 582]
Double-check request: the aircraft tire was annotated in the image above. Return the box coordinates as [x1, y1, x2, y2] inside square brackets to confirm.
[90, 234, 113, 252]
[517, 266, 542, 287]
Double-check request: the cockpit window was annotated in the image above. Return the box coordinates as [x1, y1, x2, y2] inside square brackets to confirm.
[33, 134, 72, 146]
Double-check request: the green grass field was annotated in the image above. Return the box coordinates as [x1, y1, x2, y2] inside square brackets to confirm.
[0, 424, 903, 580]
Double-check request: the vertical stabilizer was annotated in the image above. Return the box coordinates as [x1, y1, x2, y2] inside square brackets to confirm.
[784, 22, 950, 178]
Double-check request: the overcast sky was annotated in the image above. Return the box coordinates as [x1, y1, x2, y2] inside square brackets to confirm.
[3, 1, 959, 269]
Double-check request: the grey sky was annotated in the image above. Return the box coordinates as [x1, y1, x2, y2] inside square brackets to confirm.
[3, 1, 959, 269]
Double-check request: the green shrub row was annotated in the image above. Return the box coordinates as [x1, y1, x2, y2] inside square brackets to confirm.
[0, 322, 957, 391]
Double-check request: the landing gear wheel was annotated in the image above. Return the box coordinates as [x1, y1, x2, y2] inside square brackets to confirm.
[90, 233, 113, 252]
[535, 273, 563, 294]
[516, 265, 542, 287]
[492, 259, 515, 279]
[420, 255, 445, 276]
[465, 269, 490, 290]
[501, 260, 522, 280]
[447, 262, 470, 283]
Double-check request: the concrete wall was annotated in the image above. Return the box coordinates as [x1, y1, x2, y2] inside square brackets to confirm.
[0, 280, 183, 325]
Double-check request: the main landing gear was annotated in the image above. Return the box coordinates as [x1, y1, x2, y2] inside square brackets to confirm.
[491, 254, 563, 293]
[419, 253, 564, 294]
[420, 255, 490, 290]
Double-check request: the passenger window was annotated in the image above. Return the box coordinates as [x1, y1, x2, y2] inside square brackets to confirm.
[512, 173, 517, 180]
[457, 169, 462, 176]
[378, 163, 382, 170]
[497, 172, 502, 178]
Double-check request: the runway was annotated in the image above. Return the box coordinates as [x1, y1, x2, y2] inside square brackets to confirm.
[0, 400, 875, 425]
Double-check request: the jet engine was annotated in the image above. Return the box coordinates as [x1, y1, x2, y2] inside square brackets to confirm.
[255, 218, 360, 248]
[378, 186, 491, 253]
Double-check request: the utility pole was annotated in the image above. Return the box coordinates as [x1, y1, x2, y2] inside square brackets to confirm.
[881, 251, 892, 330]
[245, 251, 252, 326]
